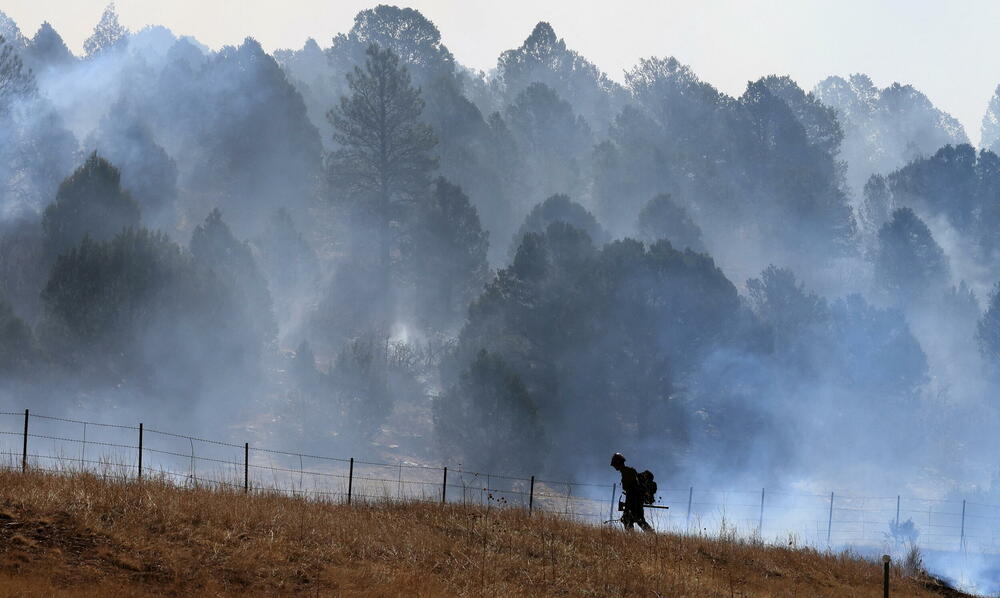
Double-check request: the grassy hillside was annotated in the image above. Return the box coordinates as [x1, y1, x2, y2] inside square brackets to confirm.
[0, 469, 971, 597]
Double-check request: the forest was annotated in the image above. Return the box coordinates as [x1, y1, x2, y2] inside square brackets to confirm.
[1, 4, 999, 499]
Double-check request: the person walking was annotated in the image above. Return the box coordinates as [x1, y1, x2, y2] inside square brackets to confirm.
[611, 452, 652, 531]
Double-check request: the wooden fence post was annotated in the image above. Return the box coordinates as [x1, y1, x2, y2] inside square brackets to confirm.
[883, 554, 890, 598]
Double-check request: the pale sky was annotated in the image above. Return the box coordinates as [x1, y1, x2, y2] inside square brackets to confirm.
[5, 1, 1000, 145]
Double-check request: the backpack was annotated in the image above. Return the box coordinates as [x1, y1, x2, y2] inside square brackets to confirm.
[638, 470, 657, 505]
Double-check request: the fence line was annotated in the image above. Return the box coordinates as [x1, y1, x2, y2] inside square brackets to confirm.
[3, 408, 1000, 554]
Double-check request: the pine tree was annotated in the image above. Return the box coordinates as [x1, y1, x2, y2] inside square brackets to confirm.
[42, 153, 141, 258]
[328, 43, 438, 272]
[83, 3, 128, 57]
[0, 34, 35, 110]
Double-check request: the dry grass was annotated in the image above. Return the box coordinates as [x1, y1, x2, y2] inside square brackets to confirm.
[0, 468, 972, 597]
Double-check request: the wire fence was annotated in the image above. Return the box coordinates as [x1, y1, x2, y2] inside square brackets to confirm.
[0, 409, 612, 524]
[0, 408, 997, 556]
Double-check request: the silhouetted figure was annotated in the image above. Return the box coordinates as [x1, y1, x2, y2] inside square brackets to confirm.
[610, 452, 652, 531]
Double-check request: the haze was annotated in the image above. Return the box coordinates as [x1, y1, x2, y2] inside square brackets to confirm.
[5, 0, 999, 145]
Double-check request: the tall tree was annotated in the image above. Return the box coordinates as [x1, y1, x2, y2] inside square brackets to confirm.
[42, 153, 140, 258]
[83, 3, 128, 57]
[39, 228, 255, 396]
[504, 82, 591, 199]
[511, 194, 606, 257]
[496, 21, 624, 133]
[190, 209, 276, 353]
[636, 193, 705, 252]
[978, 283, 1000, 364]
[875, 207, 949, 303]
[328, 43, 438, 272]
[25, 22, 74, 71]
[0, 34, 35, 110]
[860, 174, 892, 236]
[88, 101, 178, 228]
[0, 291, 37, 375]
[406, 177, 489, 329]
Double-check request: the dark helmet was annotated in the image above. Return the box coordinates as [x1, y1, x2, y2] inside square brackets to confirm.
[610, 452, 626, 467]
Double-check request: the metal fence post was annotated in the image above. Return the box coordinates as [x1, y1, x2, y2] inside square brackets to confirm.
[529, 475, 535, 515]
[442, 467, 447, 504]
[759, 488, 765, 534]
[960, 499, 967, 550]
[827, 492, 834, 545]
[244, 442, 249, 494]
[347, 458, 354, 505]
[895, 495, 900, 528]
[609, 483, 616, 521]
[137, 423, 143, 480]
[686, 486, 693, 529]
[21, 409, 28, 473]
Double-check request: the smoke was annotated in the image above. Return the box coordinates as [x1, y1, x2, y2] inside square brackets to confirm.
[2, 5, 1000, 592]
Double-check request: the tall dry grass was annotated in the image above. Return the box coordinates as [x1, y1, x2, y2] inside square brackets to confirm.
[0, 468, 971, 597]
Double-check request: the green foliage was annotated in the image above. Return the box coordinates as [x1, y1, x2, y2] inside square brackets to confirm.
[448, 223, 745, 471]
[875, 207, 949, 302]
[328, 43, 438, 212]
[435, 350, 545, 473]
[405, 177, 489, 330]
[0, 34, 35, 110]
[190, 209, 276, 352]
[42, 153, 140, 258]
[83, 3, 127, 57]
[285, 334, 428, 447]
[860, 174, 892, 235]
[504, 82, 591, 199]
[511, 194, 605, 257]
[39, 228, 257, 395]
[636, 193, 705, 252]
[0, 292, 37, 374]
[978, 283, 1000, 363]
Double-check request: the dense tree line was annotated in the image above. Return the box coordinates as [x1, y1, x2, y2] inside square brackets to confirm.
[1, 4, 1000, 488]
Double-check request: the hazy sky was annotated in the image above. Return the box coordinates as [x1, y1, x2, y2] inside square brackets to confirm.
[6, 1, 1000, 145]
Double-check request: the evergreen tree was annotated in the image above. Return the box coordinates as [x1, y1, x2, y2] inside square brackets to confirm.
[504, 82, 591, 199]
[88, 102, 178, 227]
[511, 194, 606, 257]
[875, 207, 949, 303]
[636, 193, 705, 252]
[328, 43, 438, 271]
[0, 12, 23, 48]
[39, 228, 254, 396]
[42, 153, 141, 258]
[434, 350, 545, 473]
[406, 177, 489, 329]
[83, 3, 128, 57]
[0, 34, 35, 110]
[190, 209, 276, 352]
[253, 207, 319, 321]
[25, 22, 74, 71]
[978, 283, 1000, 363]
[861, 174, 892, 235]
[0, 291, 37, 374]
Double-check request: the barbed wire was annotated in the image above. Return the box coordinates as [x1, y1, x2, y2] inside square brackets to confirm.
[10, 407, 1000, 553]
